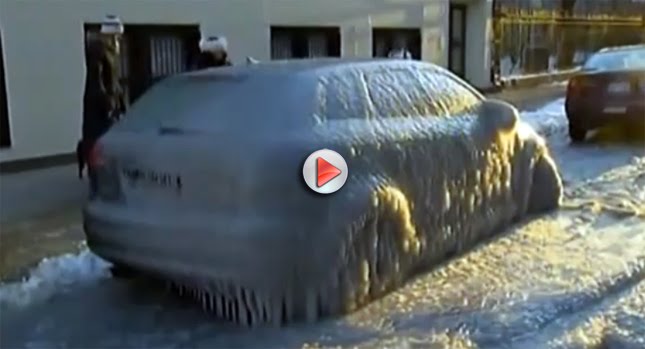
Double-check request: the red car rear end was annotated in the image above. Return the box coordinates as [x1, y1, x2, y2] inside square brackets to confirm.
[565, 45, 645, 142]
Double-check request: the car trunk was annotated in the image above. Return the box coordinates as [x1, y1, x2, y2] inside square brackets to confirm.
[92, 127, 310, 217]
[86, 72, 315, 215]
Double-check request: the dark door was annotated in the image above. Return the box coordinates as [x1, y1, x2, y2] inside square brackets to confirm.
[448, 4, 467, 78]
[0, 31, 10, 148]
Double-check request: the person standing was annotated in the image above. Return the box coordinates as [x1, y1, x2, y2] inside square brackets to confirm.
[195, 34, 232, 69]
[79, 14, 125, 181]
[387, 36, 413, 60]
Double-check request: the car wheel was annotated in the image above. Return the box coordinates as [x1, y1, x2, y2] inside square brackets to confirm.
[527, 152, 563, 215]
[568, 124, 587, 143]
[109, 263, 138, 279]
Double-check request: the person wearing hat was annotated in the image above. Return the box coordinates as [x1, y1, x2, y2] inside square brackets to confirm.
[195, 35, 232, 69]
[78, 14, 126, 181]
[387, 35, 413, 60]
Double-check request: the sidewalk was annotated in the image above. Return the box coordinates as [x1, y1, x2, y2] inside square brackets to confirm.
[0, 165, 87, 227]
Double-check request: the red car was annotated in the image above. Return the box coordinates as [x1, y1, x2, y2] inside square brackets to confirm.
[565, 45, 645, 142]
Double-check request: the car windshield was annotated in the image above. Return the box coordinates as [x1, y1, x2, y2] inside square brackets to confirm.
[583, 48, 645, 70]
[114, 73, 314, 132]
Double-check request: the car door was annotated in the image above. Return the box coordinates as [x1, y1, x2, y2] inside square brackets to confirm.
[359, 66, 484, 199]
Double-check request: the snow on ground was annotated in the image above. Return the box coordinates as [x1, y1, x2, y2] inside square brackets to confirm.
[0, 247, 111, 308]
[1, 97, 644, 348]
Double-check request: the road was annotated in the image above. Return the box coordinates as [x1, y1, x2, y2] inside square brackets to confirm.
[1, 97, 644, 349]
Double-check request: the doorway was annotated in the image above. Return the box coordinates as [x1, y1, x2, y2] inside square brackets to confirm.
[0, 31, 10, 149]
[448, 4, 467, 78]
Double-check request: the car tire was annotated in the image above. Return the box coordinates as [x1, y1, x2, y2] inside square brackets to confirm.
[109, 263, 138, 279]
[568, 124, 587, 143]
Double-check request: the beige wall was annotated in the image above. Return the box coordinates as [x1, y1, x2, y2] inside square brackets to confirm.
[0, 0, 490, 162]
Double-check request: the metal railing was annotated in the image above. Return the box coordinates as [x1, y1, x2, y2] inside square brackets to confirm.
[491, 4, 645, 86]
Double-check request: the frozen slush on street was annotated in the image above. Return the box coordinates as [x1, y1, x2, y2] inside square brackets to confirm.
[82, 59, 563, 325]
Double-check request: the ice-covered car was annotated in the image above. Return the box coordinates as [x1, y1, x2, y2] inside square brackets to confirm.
[83, 59, 563, 326]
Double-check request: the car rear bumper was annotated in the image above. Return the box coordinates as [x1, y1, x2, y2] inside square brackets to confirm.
[83, 201, 322, 285]
[566, 97, 645, 130]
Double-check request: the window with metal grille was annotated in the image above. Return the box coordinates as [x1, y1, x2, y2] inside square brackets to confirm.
[149, 35, 187, 79]
[270, 26, 340, 59]
[0, 31, 11, 148]
[372, 28, 421, 60]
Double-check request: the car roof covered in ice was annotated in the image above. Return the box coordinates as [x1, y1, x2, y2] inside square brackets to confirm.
[179, 58, 447, 80]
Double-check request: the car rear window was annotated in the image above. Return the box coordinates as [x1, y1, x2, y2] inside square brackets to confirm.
[113, 73, 314, 132]
[584, 48, 645, 70]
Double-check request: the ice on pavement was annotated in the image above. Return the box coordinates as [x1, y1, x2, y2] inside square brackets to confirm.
[0, 248, 111, 308]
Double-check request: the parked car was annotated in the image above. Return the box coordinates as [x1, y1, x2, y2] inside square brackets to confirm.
[83, 59, 562, 326]
[565, 44, 645, 142]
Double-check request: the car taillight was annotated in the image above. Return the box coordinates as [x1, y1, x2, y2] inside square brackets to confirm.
[567, 79, 580, 95]
[88, 142, 105, 169]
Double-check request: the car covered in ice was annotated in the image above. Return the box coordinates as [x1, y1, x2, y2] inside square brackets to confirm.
[83, 59, 563, 326]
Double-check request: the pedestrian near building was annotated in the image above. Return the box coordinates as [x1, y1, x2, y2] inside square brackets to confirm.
[195, 34, 232, 69]
[78, 14, 126, 182]
[387, 36, 413, 60]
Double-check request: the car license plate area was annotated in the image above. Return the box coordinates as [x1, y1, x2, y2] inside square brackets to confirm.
[120, 167, 184, 202]
[607, 82, 631, 94]
[603, 106, 627, 114]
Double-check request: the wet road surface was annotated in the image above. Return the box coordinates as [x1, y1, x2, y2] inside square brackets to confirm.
[1, 98, 644, 348]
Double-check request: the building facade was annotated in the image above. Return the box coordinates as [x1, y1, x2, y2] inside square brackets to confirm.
[0, 0, 493, 164]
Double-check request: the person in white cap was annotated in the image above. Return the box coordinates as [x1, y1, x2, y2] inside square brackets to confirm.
[78, 14, 126, 182]
[195, 35, 232, 69]
[387, 36, 413, 60]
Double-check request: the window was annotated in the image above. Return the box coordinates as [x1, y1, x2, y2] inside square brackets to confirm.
[317, 72, 370, 120]
[0, 31, 10, 148]
[372, 28, 421, 60]
[364, 68, 482, 119]
[584, 48, 645, 70]
[84, 24, 200, 105]
[114, 74, 310, 132]
[270, 26, 341, 59]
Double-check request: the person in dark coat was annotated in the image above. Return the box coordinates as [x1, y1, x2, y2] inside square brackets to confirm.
[195, 35, 232, 69]
[78, 14, 125, 181]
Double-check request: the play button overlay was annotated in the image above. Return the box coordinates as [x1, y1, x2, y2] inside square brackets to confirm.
[303, 149, 348, 194]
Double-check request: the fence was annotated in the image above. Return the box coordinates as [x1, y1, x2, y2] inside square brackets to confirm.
[491, 5, 645, 84]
